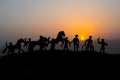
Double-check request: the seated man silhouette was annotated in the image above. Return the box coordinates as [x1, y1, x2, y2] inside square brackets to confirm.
[85, 36, 94, 51]
[97, 37, 108, 53]
[70, 35, 80, 51]
[61, 37, 70, 51]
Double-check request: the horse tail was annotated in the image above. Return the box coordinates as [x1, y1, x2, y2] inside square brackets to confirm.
[1, 41, 8, 53]
[2, 47, 7, 53]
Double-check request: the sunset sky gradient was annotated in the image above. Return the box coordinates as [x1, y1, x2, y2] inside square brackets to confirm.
[0, 0, 120, 53]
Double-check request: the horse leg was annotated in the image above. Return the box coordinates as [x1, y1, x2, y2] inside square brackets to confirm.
[18, 47, 25, 53]
[16, 47, 20, 53]
[43, 47, 47, 51]
[40, 46, 43, 51]
[21, 49, 25, 53]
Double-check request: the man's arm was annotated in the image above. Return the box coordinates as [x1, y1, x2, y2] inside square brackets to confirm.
[105, 42, 108, 46]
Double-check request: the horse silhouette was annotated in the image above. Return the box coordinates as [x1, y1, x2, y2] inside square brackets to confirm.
[48, 31, 66, 50]
[54, 31, 66, 44]
[2, 39, 25, 54]
[24, 36, 50, 52]
[24, 31, 65, 52]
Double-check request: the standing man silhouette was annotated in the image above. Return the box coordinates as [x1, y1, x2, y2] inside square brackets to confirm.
[28, 38, 33, 52]
[50, 38, 56, 51]
[71, 35, 80, 51]
[97, 37, 108, 53]
[85, 36, 94, 51]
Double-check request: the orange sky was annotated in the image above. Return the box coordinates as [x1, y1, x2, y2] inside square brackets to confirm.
[0, 0, 120, 54]
[0, 0, 120, 41]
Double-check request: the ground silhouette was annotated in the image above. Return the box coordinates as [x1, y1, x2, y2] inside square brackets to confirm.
[0, 50, 120, 77]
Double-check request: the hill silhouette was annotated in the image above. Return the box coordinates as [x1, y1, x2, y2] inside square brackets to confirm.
[0, 50, 120, 78]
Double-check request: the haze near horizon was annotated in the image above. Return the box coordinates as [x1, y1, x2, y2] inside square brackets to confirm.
[0, 0, 120, 54]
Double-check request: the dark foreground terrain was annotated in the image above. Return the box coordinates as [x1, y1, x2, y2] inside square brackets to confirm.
[0, 50, 120, 78]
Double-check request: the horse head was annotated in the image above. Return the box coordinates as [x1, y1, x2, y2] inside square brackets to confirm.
[55, 31, 66, 44]
[14, 38, 25, 47]
[57, 31, 65, 37]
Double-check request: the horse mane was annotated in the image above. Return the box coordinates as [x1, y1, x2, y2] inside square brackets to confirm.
[56, 31, 65, 38]
[15, 38, 24, 46]
[55, 31, 66, 44]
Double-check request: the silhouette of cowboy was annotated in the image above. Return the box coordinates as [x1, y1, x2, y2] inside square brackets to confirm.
[70, 35, 80, 51]
[97, 37, 108, 53]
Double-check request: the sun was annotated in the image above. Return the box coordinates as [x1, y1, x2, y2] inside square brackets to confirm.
[80, 36, 85, 41]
